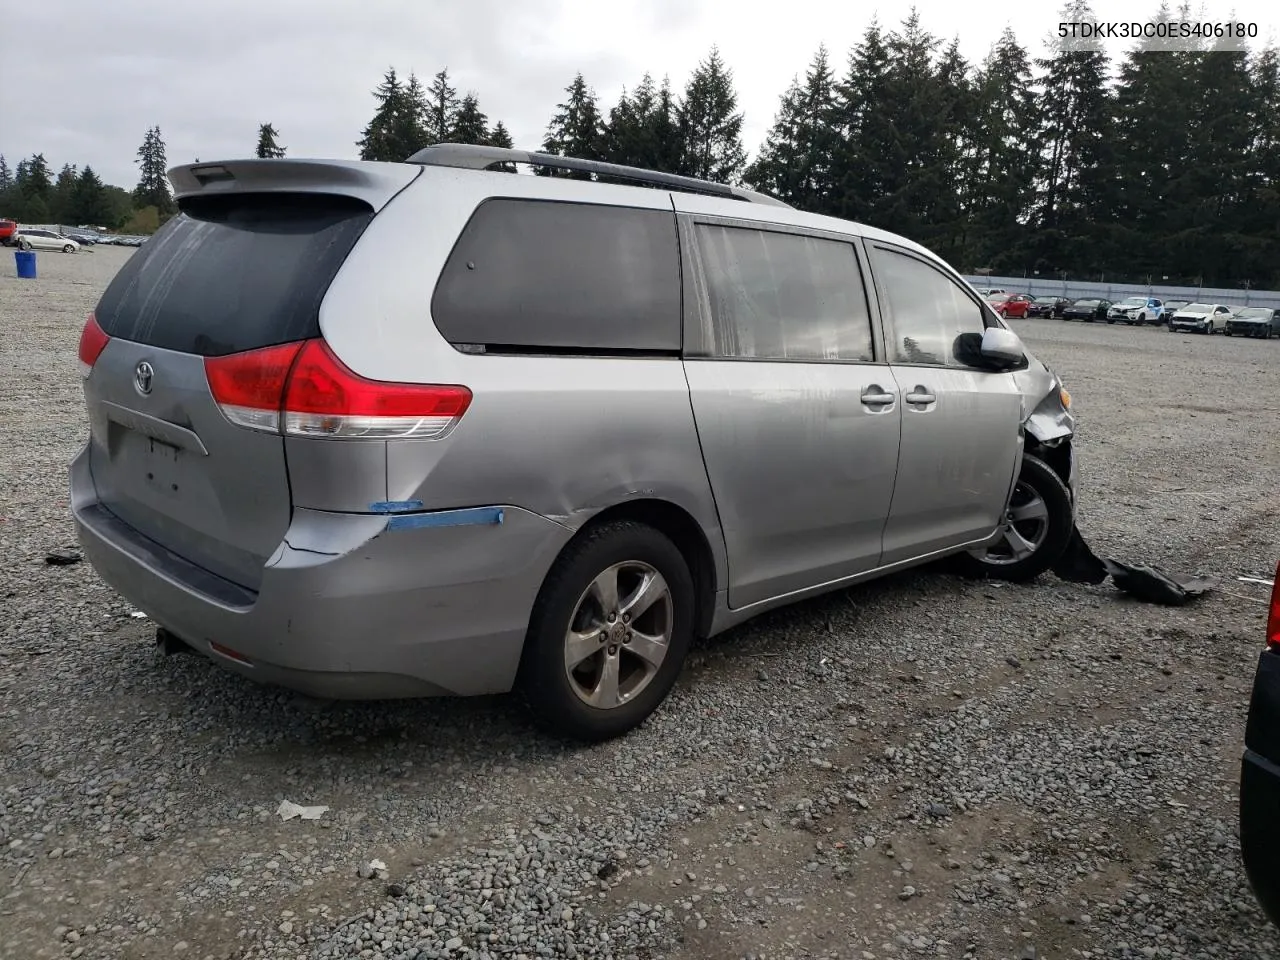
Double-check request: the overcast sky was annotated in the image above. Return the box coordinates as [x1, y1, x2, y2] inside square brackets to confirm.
[3, 0, 1277, 188]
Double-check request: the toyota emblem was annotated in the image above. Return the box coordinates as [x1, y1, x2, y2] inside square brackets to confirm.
[134, 360, 155, 395]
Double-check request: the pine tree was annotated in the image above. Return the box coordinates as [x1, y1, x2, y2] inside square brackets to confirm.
[601, 73, 683, 173]
[488, 121, 514, 149]
[967, 27, 1041, 270]
[399, 73, 431, 155]
[51, 163, 78, 224]
[18, 153, 53, 199]
[69, 166, 113, 226]
[133, 127, 175, 215]
[1031, 0, 1115, 272]
[1182, 29, 1256, 283]
[1243, 45, 1280, 286]
[425, 69, 460, 144]
[0, 155, 11, 191]
[1111, 3, 1199, 277]
[746, 46, 838, 210]
[869, 11, 945, 239]
[928, 37, 974, 263]
[676, 47, 747, 183]
[450, 94, 490, 145]
[541, 73, 603, 177]
[830, 21, 895, 223]
[255, 123, 286, 158]
[357, 68, 420, 161]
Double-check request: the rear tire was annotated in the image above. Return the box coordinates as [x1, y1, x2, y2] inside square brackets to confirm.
[518, 521, 695, 742]
[62, 244, 75, 254]
[954, 454, 1074, 584]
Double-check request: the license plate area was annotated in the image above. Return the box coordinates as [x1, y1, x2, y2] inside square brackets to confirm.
[141, 437, 183, 498]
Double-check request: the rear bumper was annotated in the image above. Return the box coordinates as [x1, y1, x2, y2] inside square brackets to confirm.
[1242, 649, 1280, 929]
[71, 445, 573, 699]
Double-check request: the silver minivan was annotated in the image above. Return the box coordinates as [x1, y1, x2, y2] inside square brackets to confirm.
[71, 145, 1078, 741]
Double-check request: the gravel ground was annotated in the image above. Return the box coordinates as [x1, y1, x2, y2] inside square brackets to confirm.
[1, 245, 1279, 960]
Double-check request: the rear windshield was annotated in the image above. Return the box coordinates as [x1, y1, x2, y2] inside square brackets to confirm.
[94, 193, 373, 357]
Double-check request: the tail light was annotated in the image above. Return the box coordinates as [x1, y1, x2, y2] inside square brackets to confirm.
[1268, 560, 1280, 652]
[78, 312, 110, 378]
[204, 339, 471, 440]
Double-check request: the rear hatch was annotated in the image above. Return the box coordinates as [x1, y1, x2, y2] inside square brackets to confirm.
[80, 160, 419, 590]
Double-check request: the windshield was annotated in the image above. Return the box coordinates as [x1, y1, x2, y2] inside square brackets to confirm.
[1074, 300, 1099, 307]
[1235, 308, 1270, 319]
[1034, 297, 1057, 304]
[1120, 297, 1146, 306]
[1181, 303, 1212, 312]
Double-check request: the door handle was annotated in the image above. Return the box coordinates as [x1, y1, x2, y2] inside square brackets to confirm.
[905, 388, 936, 405]
[860, 386, 896, 407]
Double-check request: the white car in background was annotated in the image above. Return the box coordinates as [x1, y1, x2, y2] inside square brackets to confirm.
[1167, 302, 1232, 335]
[16, 229, 81, 253]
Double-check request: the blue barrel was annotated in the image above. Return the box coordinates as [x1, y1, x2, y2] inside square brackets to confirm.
[14, 250, 36, 279]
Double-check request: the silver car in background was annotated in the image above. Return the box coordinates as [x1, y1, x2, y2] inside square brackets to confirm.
[70, 145, 1078, 741]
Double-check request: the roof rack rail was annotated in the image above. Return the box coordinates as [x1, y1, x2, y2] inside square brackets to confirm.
[405, 143, 792, 209]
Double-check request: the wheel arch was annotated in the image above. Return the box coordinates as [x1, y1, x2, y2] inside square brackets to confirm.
[554, 499, 720, 640]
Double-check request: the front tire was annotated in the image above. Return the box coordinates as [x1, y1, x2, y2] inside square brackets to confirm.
[955, 454, 1074, 584]
[518, 521, 695, 742]
[18, 239, 31, 251]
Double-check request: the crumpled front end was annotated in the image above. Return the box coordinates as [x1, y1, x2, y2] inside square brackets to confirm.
[1011, 350, 1077, 501]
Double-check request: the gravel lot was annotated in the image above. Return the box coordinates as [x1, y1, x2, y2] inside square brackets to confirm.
[2, 244, 1279, 960]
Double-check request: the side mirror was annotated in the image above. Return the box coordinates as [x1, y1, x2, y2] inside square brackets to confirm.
[980, 327, 1025, 368]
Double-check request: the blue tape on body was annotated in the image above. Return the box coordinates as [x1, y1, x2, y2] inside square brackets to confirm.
[369, 500, 425, 514]
[385, 507, 505, 532]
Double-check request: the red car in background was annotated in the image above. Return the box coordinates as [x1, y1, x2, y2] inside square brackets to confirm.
[0, 218, 18, 247]
[985, 293, 1034, 319]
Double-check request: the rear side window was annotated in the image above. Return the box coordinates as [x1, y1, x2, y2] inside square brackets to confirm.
[693, 224, 874, 362]
[94, 193, 373, 357]
[869, 246, 988, 367]
[431, 198, 680, 354]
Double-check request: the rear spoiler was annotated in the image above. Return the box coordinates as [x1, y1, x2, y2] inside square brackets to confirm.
[167, 159, 420, 212]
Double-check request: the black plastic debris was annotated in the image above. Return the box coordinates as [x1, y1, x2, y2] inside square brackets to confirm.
[44, 550, 83, 566]
[1052, 525, 1210, 606]
[1101, 559, 1210, 606]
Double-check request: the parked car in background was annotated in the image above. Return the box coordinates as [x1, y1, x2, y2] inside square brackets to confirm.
[15, 229, 80, 253]
[975, 287, 1007, 296]
[985, 293, 1034, 319]
[1107, 296, 1165, 325]
[0, 218, 17, 246]
[1239, 560, 1280, 930]
[1162, 300, 1190, 319]
[1061, 298, 1113, 322]
[1168, 302, 1232, 334]
[1027, 296, 1071, 319]
[70, 145, 1080, 742]
[65, 232, 99, 247]
[1225, 307, 1280, 339]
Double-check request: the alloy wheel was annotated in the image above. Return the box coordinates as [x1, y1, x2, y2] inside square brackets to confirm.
[563, 561, 673, 709]
[977, 481, 1051, 566]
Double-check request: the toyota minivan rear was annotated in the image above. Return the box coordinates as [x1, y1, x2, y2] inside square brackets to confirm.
[70, 159, 576, 700]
